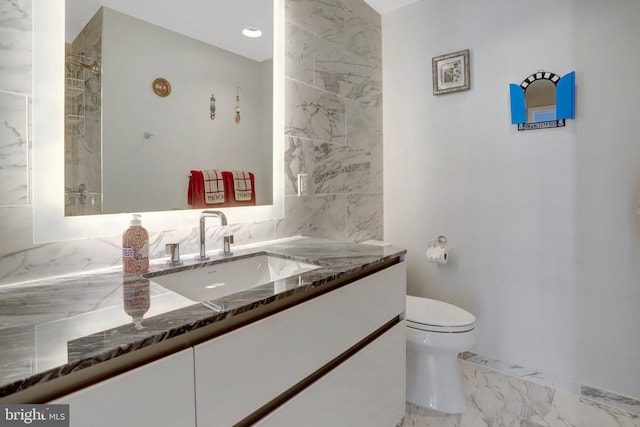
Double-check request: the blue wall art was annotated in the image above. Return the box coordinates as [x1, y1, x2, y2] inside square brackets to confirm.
[510, 71, 575, 131]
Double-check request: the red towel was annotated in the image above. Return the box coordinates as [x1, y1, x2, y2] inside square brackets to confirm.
[188, 170, 228, 208]
[221, 171, 256, 206]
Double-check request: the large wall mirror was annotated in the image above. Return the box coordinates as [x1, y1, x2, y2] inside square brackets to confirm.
[33, 0, 284, 242]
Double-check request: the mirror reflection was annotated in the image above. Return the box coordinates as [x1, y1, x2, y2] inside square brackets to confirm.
[525, 79, 556, 123]
[64, 1, 273, 216]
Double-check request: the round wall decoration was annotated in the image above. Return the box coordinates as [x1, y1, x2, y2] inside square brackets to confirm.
[152, 78, 171, 97]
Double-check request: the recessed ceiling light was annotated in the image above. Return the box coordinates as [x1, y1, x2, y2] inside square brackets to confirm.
[242, 27, 262, 38]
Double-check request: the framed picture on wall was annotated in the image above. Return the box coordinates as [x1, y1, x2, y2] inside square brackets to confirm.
[432, 49, 470, 95]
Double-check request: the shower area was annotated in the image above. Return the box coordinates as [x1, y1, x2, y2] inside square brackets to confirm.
[64, 9, 103, 216]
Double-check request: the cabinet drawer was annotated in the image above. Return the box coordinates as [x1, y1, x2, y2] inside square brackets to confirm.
[255, 322, 406, 427]
[51, 348, 196, 427]
[194, 261, 406, 426]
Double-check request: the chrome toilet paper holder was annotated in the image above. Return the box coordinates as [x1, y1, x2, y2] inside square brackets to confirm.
[427, 235, 452, 264]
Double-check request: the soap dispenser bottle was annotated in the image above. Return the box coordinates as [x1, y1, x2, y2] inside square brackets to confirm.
[122, 214, 149, 274]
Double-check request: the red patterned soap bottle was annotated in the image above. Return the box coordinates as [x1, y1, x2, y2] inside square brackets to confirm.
[122, 214, 149, 274]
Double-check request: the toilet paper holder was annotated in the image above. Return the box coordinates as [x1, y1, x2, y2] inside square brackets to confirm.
[426, 235, 452, 264]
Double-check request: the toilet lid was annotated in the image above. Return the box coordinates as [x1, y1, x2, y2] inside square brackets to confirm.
[406, 295, 476, 332]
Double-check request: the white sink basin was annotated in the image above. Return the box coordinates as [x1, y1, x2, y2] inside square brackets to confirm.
[146, 255, 320, 302]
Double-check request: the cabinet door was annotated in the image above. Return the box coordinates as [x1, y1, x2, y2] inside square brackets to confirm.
[51, 348, 195, 427]
[255, 322, 406, 427]
[194, 262, 406, 426]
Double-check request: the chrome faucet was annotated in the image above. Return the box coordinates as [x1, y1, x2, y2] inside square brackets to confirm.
[199, 210, 233, 259]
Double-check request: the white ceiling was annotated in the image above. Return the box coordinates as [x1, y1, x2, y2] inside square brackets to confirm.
[363, 0, 421, 14]
[65, 0, 417, 63]
[65, 0, 273, 62]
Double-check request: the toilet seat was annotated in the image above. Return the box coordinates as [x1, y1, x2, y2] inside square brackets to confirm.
[406, 295, 476, 333]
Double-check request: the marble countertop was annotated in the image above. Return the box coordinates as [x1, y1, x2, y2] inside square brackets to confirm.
[0, 237, 405, 400]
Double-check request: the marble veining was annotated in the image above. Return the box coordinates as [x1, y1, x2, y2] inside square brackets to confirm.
[401, 356, 640, 427]
[347, 193, 383, 241]
[0, 218, 276, 287]
[462, 352, 640, 417]
[0, 0, 32, 95]
[461, 352, 579, 395]
[0, 92, 28, 206]
[278, 195, 348, 239]
[580, 385, 640, 419]
[0, 237, 405, 400]
[286, 78, 347, 144]
[313, 142, 372, 194]
[312, 29, 381, 100]
[285, 22, 315, 86]
[346, 96, 382, 148]
[284, 135, 315, 196]
[285, 0, 381, 61]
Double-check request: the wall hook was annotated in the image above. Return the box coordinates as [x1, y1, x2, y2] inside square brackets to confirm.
[144, 132, 154, 139]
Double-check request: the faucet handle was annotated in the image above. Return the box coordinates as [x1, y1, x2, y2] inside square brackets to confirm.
[165, 243, 181, 264]
[223, 234, 234, 255]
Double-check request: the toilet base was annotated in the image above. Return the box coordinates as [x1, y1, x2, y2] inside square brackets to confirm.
[406, 344, 468, 414]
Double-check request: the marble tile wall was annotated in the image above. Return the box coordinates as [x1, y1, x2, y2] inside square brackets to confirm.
[0, 0, 383, 286]
[0, 91, 28, 206]
[0, 0, 30, 208]
[400, 353, 640, 427]
[277, 0, 383, 241]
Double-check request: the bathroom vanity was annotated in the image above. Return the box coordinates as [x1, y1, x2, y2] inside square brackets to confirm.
[0, 238, 406, 427]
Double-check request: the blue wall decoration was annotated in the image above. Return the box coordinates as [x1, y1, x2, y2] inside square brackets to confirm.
[509, 71, 575, 131]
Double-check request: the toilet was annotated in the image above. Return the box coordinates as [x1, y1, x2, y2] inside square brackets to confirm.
[405, 295, 477, 414]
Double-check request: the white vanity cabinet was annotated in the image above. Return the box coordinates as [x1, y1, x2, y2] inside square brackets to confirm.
[51, 348, 196, 427]
[49, 260, 406, 427]
[194, 261, 406, 426]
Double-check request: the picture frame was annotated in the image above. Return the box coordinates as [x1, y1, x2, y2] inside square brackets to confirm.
[432, 49, 470, 95]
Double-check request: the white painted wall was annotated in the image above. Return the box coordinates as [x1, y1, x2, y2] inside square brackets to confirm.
[383, 0, 640, 399]
[101, 7, 272, 213]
